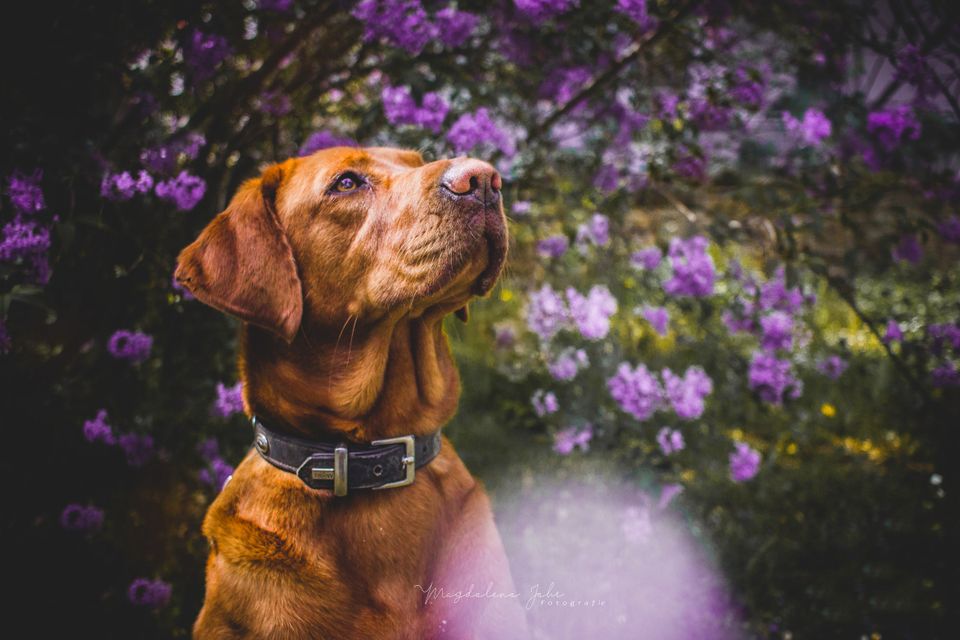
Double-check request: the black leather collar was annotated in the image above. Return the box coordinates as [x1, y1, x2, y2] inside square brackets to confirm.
[251, 416, 442, 496]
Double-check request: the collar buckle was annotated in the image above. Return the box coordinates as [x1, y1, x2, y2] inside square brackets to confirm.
[370, 435, 416, 490]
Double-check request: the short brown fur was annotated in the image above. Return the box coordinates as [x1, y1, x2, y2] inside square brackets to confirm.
[177, 147, 528, 639]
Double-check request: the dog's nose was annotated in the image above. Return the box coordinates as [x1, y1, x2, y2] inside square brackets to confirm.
[440, 158, 502, 206]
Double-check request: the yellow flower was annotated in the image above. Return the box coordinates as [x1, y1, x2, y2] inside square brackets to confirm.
[821, 403, 836, 418]
[499, 289, 513, 302]
[786, 443, 798, 455]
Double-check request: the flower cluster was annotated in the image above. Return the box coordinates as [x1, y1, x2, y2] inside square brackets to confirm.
[107, 330, 153, 363]
[2, 169, 52, 286]
[657, 427, 684, 455]
[867, 105, 921, 152]
[548, 348, 589, 381]
[536, 234, 569, 258]
[82, 410, 155, 467]
[299, 130, 355, 156]
[631, 246, 662, 270]
[553, 423, 592, 454]
[100, 170, 153, 201]
[447, 108, 515, 156]
[641, 306, 670, 336]
[566, 285, 617, 340]
[515, 0, 579, 24]
[574, 214, 609, 253]
[214, 382, 244, 418]
[782, 108, 832, 147]
[526, 283, 568, 342]
[127, 578, 172, 608]
[531, 389, 559, 416]
[6, 169, 45, 214]
[817, 355, 848, 380]
[140, 133, 205, 174]
[60, 504, 104, 533]
[663, 236, 715, 298]
[382, 85, 449, 133]
[155, 171, 207, 211]
[662, 366, 713, 420]
[615, 0, 655, 32]
[730, 442, 761, 482]
[353, 1, 477, 55]
[748, 351, 802, 405]
[197, 438, 234, 491]
[185, 29, 232, 79]
[607, 362, 663, 421]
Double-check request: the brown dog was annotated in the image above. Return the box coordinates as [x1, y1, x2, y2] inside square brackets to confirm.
[176, 147, 529, 639]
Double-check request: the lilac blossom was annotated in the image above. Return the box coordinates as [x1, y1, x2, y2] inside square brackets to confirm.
[526, 283, 568, 342]
[883, 319, 903, 344]
[553, 424, 593, 455]
[83, 410, 115, 445]
[100, 170, 153, 201]
[817, 355, 848, 380]
[185, 29, 231, 79]
[892, 234, 922, 264]
[608, 362, 663, 421]
[631, 247, 662, 270]
[139, 133, 205, 174]
[722, 307, 755, 335]
[621, 504, 653, 544]
[536, 234, 569, 258]
[574, 213, 609, 252]
[433, 7, 479, 48]
[663, 236, 715, 298]
[760, 311, 793, 351]
[531, 389, 559, 417]
[730, 442, 761, 482]
[118, 433, 155, 467]
[929, 324, 960, 353]
[155, 171, 206, 211]
[299, 131, 355, 156]
[642, 306, 670, 336]
[548, 348, 588, 381]
[566, 285, 617, 340]
[199, 457, 234, 490]
[0, 216, 52, 283]
[748, 351, 802, 405]
[512, 201, 532, 215]
[382, 85, 449, 133]
[60, 504, 104, 533]
[259, 0, 293, 10]
[197, 437, 220, 461]
[615, 0, 655, 32]
[867, 105, 921, 151]
[259, 91, 292, 117]
[128, 578, 172, 608]
[215, 382, 244, 418]
[662, 366, 713, 420]
[5, 169, 45, 214]
[937, 216, 960, 243]
[758, 269, 804, 313]
[730, 68, 765, 109]
[107, 330, 153, 363]
[656, 427, 685, 455]
[447, 108, 515, 156]
[782, 108, 832, 147]
[932, 363, 960, 387]
[672, 148, 706, 181]
[515, 0, 579, 23]
[353, 0, 435, 55]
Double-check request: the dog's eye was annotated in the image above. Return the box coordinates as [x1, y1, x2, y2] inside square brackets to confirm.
[332, 172, 364, 193]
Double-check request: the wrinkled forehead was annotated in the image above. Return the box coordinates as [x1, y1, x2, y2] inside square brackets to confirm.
[296, 146, 425, 184]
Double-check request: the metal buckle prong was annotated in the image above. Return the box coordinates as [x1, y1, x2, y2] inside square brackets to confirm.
[370, 435, 416, 490]
[310, 445, 348, 496]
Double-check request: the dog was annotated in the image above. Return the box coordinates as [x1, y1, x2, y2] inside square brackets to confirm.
[175, 146, 529, 639]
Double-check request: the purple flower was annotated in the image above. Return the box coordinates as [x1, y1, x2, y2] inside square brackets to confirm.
[128, 578, 172, 608]
[892, 234, 922, 264]
[515, 0, 579, 23]
[748, 351, 801, 405]
[197, 437, 220, 461]
[662, 366, 713, 420]
[722, 307, 755, 335]
[730, 442, 761, 482]
[433, 7, 479, 48]
[531, 389, 559, 417]
[83, 409, 115, 445]
[299, 131, 355, 156]
[118, 433, 155, 467]
[760, 311, 793, 351]
[631, 247, 662, 270]
[663, 236, 715, 298]
[139, 134, 205, 174]
[867, 105, 921, 151]
[171, 273, 195, 300]
[155, 171, 206, 211]
[608, 362, 663, 421]
[615, 0, 656, 31]
[259, 91, 292, 117]
[60, 504, 104, 533]
[215, 382, 244, 418]
[536, 234, 569, 259]
[657, 483, 683, 510]
[929, 324, 960, 353]
[447, 108, 514, 156]
[5, 169, 45, 214]
[107, 330, 153, 363]
[782, 109, 832, 147]
[621, 503, 653, 544]
[894, 44, 936, 96]
[758, 269, 804, 313]
[185, 29, 232, 79]
[566, 285, 617, 340]
[199, 457, 234, 490]
[494, 324, 516, 349]
[689, 99, 732, 132]
[817, 355, 848, 380]
[553, 424, 592, 455]
[938, 216, 960, 243]
[730, 68, 765, 109]
[353, 0, 435, 55]
[259, 0, 293, 11]
[642, 306, 670, 336]
[574, 213, 609, 252]
[672, 148, 706, 181]
[526, 283, 569, 342]
[548, 348, 588, 381]
[0, 216, 52, 283]
[932, 363, 960, 387]
[656, 427, 685, 455]
[100, 170, 153, 201]
[512, 201, 532, 215]
[883, 319, 903, 344]
[382, 85, 449, 133]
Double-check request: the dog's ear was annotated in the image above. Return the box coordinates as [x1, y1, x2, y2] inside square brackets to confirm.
[175, 165, 303, 343]
[454, 304, 469, 323]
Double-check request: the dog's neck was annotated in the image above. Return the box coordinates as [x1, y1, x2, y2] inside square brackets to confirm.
[239, 305, 461, 442]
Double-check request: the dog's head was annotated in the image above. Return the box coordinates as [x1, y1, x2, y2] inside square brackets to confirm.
[175, 147, 508, 342]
